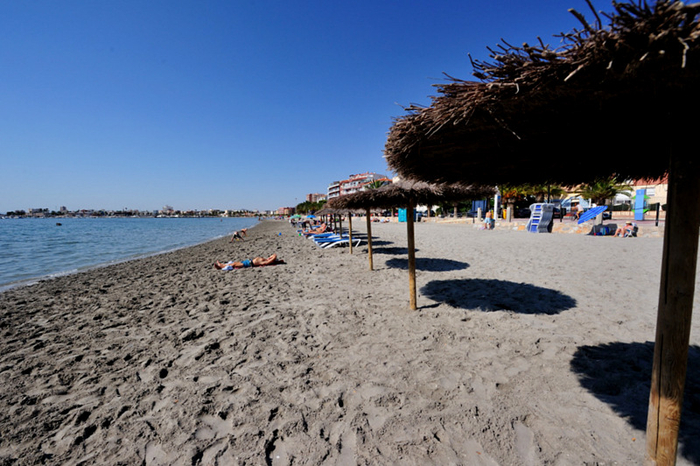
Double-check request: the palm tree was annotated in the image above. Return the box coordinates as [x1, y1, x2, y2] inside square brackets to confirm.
[499, 183, 565, 210]
[295, 199, 326, 214]
[575, 177, 632, 206]
[500, 184, 528, 210]
[524, 184, 566, 203]
[365, 179, 390, 190]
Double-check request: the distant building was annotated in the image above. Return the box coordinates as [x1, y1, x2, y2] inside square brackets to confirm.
[327, 172, 389, 199]
[327, 181, 341, 200]
[306, 193, 326, 203]
[278, 207, 295, 216]
[28, 208, 49, 217]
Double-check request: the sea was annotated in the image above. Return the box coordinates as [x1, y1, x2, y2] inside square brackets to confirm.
[0, 217, 258, 292]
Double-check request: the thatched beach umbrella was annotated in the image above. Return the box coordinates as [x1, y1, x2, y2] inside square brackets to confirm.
[384, 2, 700, 464]
[330, 181, 495, 310]
[320, 205, 364, 254]
[328, 197, 380, 269]
[316, 207, 343, 238]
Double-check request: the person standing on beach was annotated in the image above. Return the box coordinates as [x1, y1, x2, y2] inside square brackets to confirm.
[230, 228, 247, 242]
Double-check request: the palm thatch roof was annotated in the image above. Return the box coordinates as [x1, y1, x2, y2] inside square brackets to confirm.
[327, 181, 496, 210]
[385, 0, 700, 186]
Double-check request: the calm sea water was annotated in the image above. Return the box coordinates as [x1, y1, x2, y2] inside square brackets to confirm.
[0, 217, 257, 291]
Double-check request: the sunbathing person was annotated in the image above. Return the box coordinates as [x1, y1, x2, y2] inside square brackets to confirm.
[302, 223, 327, 236]
[614, 221, 636, 237]
[214, 254, 284, 270]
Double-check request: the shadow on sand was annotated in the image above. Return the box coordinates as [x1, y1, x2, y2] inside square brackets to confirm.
[367, 239, 394, 247]
[420, 278, 576, 314]
[385, 257, 468, 272]
[373, 246, 419, 255]
[570, 342, 700, 464]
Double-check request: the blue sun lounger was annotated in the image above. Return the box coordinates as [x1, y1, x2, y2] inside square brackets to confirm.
[321, 238, 362, 248]
[308, 232, 335, 240]
[312, 234, 343, 245]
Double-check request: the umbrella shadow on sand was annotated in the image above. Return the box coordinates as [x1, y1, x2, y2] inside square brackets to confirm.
[374, 246, 418, 255]
[372, 243, 408, 256]
[385, 257, 467, 272]
[368, 239, 394, 247]
[420, 278, 576, 314]
[571, 342, 700, 464]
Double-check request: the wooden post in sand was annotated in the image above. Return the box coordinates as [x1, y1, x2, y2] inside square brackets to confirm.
[407, 200, 417, 310]
[366, 208, 374, 271]
[645, 154, 700, 465]
[348, 213, 353, 254]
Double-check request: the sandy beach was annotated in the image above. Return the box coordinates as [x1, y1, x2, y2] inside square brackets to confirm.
[1, 219, 699, 465]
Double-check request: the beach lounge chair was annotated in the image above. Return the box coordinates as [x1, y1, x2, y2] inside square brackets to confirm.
[308, 232, 335, 240]
[312, 234, 343, 245]
[321, 238, 362, 249]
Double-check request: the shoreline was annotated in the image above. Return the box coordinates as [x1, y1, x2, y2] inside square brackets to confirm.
[1, 220, 699, 464]
[0, 218, 259, 293]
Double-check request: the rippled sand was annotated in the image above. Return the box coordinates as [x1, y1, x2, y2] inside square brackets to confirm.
[1, 219, 699, 465]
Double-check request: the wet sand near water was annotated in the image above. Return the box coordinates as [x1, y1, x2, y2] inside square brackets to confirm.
[1, 220, 699, 465]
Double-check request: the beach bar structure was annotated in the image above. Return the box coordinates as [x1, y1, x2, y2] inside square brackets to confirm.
[329, 181, 495, 310]
[384, 2, 700, 464]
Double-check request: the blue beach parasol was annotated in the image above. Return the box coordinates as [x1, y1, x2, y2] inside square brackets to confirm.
[577, 206, 608, 224]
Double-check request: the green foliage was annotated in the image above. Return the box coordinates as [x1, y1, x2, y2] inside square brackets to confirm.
[366, 180, 390, 190]
[575, 177, 632, 205]
[500, 184, 565, 205]
[295, 199, 326, 214]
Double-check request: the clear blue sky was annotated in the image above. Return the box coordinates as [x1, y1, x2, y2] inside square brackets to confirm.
[0, 0, 587, 213]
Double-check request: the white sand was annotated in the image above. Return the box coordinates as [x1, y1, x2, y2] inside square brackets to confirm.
[1, 220, 699, 465]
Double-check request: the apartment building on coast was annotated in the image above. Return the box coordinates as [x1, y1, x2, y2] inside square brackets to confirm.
[306, 193, 326, 203]
[327, 172, 390, 200]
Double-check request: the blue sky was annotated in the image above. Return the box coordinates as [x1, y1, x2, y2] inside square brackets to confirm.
[0, 0, 586, 213]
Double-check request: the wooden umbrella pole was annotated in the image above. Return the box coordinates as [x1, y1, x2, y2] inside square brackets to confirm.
[348, 213, 353, 254]
[645, 153, 700, 465]
[407, 201, 417, 310]
[366, 209, 374, 271]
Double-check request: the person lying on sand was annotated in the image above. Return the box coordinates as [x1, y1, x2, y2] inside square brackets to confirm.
[214, 254, 284, 270]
